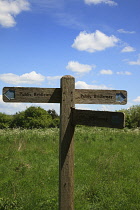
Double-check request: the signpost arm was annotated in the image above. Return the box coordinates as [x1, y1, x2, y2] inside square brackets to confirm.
[59, 75, 75, 210]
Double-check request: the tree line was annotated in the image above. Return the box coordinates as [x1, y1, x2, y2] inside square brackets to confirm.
[118, 105, 140, 128]
[0, 105, 140, 129]
[0, 106, 59, 129]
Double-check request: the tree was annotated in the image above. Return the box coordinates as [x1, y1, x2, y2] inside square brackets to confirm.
[48, 109, 59, 119]
[129, 105, 140, 128]
[11, 106, 52, 129]
[26, 106, 52, 128]
[0, 113, 12, 129]
[48, 117, 60, 128]
[119, 105, 140, 128]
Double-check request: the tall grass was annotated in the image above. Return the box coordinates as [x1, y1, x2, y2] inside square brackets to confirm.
[0, 127, 140, 209]
[0, 129, 59, 209]
[74, 127, 140, 209]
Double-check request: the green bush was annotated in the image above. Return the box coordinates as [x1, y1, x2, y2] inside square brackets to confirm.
[0, 105, 139, 129]
[48, 117, 60, 128]
[11, 106, 53, 129]
[119, 105, 140, 128]
[48, 109, 59, 119]
[10, 111, 25, 128]
[0, 113, 12, 129]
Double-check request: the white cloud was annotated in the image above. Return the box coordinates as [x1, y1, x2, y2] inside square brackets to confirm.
[0, 0, 30, 27]
[0, 94, 27, 114]
[117, 29, 136, 34]
[0, 94, 60, 114]
[46, 76, 62, 85]
[121, 46, 135, 53]
[84, 0, 117, 6]
[100, 69, 113, 75]
[72, 30, 119, 53]
[46, 76, 62, 81]
[101, 105, 110, 111]
[0, 71, 45, 85]
[116, 71, 132, 75]
[128, 54, 140, 65]
[133, 96, 140, 103]
[66, 61, 94, 74]
[75, 81, 111, 89]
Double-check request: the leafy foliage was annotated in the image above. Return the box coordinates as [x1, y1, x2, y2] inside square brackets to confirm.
[0, 107, 59, 129]
[119, 105, 140, 128]
[0, 113, 13, 129]
[48, 109, 58, 119]
[0, 105, 140, 129]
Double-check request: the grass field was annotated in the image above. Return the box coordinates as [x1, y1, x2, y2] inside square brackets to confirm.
[0, 127, 140, 209]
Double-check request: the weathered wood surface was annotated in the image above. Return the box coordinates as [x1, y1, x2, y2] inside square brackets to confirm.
[2, 75, 127, 210]
[75, 89, 127, 105]
[59, 76, 75, 210]
[3, 87, 127, 105]
[3, 87, 61, 103]
[72, 108, 125, 129]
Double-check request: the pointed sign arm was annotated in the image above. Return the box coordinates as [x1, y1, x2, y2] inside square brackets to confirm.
[72, 108, 125, 129]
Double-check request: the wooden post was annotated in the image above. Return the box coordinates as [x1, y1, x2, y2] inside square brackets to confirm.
[3, 76, 127, 209]
[59, 75, 75, 210]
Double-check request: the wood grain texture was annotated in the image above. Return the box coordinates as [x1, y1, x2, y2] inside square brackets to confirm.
[3, 87, 61, 103]
[59, 76, 75, 210]
[3, 87, 127, 105]
[72, 108, 125, 129]
[2, 76, 127, 210]
[75, 89, 127, 104]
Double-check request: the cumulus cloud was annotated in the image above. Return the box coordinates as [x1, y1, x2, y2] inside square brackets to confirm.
[84, 0, 117, 6]
[121, 46, 135, 53]
[128, 54, 140, 65]
[46, 76, 62, 81]
[0, 94, 60, 115]
[133, 96, 140, 103]
[0, 0, 30, 27]
[0, 71, 45, 85]
[66, 61, 95, 74]
[75, 81, 111, 89]
[46, 76, 62, 85]
[72, 30, 119, 53]
[100, 69, 113, 75]
[116, 71, 132, 75]
[117, 29, 136, 34]
[0, 94, 27, 114]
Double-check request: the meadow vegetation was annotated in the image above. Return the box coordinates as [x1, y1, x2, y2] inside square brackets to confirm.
[0, 127, 140, 209]
[0, 105, 140, 129]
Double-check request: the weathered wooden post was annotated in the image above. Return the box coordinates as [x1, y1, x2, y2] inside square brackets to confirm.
[59, 75, 75, 210]
[2, 75, 127, 210]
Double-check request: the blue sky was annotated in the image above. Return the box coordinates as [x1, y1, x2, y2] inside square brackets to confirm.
[0, 0, 140, 114]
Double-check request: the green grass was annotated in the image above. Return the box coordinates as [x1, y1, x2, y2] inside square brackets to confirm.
[0, 127, 140, 209]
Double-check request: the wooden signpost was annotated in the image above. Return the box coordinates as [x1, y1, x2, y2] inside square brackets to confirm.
[3, 75, 127, 210]
[3, 87, 127, 105]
